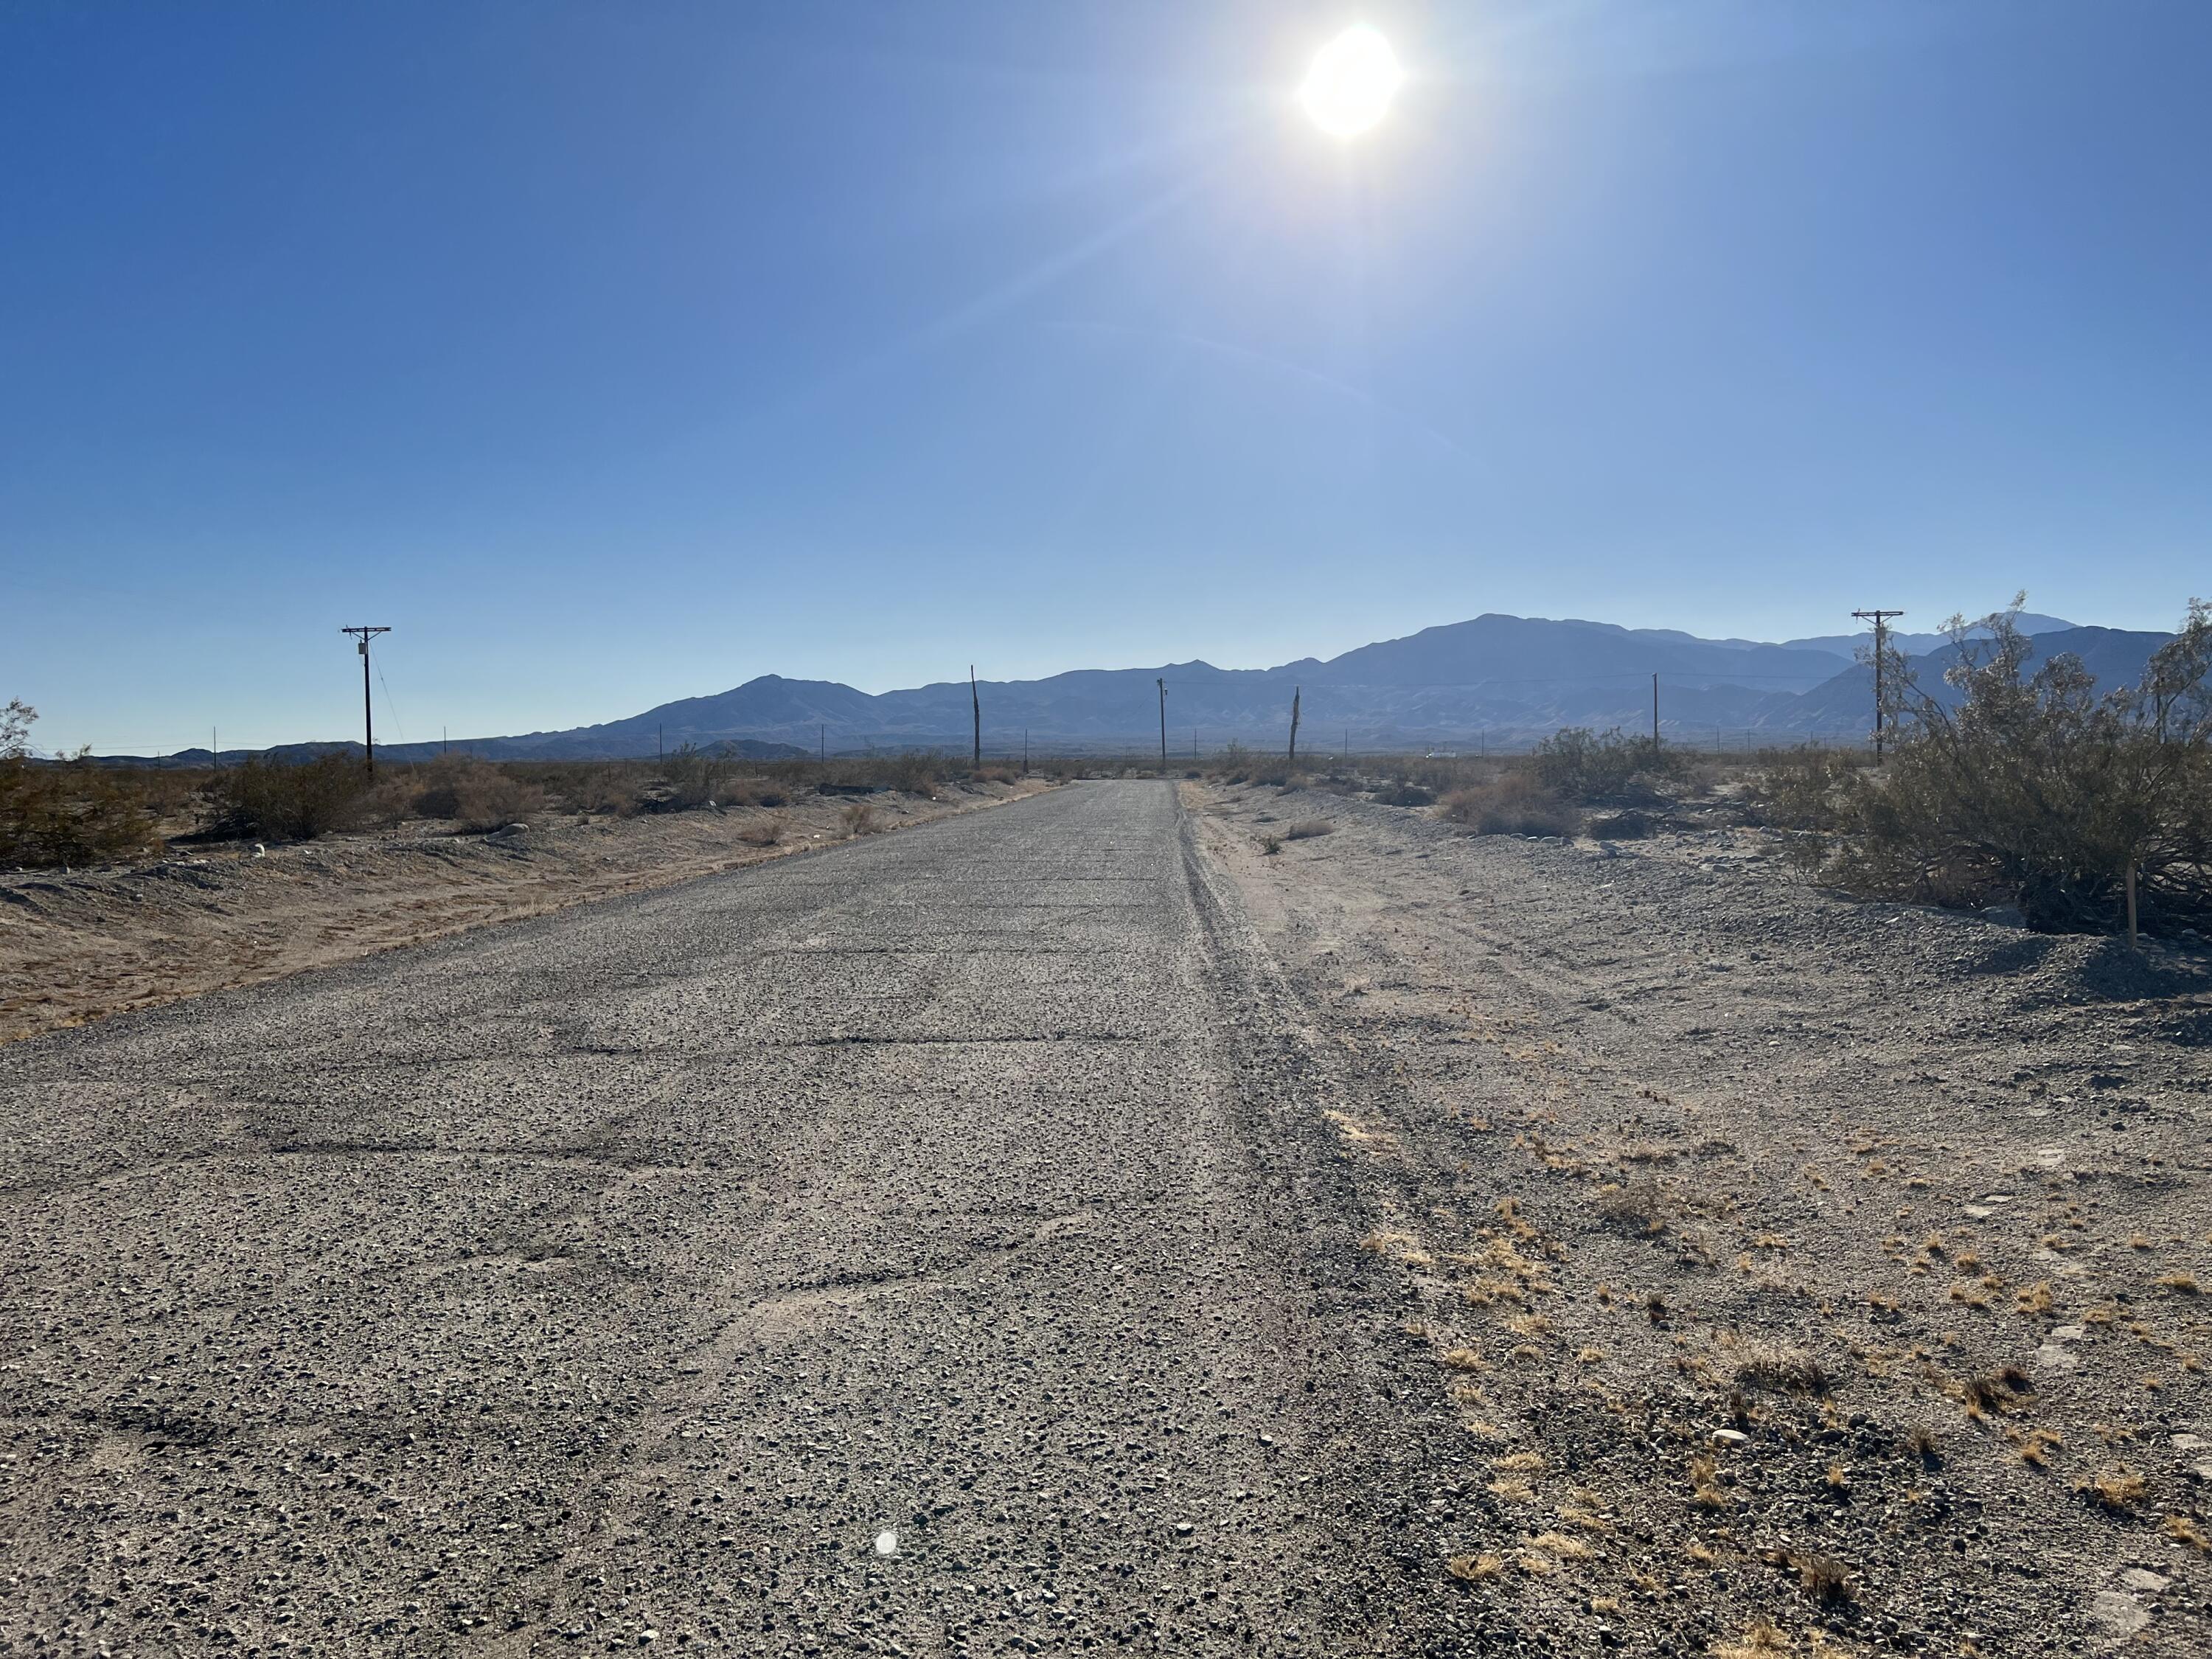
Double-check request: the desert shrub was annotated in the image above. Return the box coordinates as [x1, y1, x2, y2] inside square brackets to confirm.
[738, 815, 784, 846]
[1439, 771, 1581, 838]
[1750, 745, 1865, 831]
[1285, 819, 1334, 840]
[209, 753, 369, 841]
[831, 751, 940, 794]
[510, 759, 645, 817]
[1530, 727, 1682, 804]
[840, 800, 879, 835]
[1822, 600, 2212, 932]
[658, 743, 729, 810]
[414, 759, 544, 831]
[1373, 782, 1435, 807]
[1259, 833, 1283, 855]
[0, 705, 162, 866]
[358, 773, 422, 829]
[972, 765, 1017, 785]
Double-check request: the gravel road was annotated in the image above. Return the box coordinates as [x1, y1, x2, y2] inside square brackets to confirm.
[0, 782, 1444, 1656]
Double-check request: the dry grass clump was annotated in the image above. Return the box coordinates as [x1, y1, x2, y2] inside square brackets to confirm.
[1778, 1548, 1854, 1603]
[1688, 1453, 1731, 1510]
[2079, 1468, 2146, 1512]
[840, 800, 880, 835]
[1525, 1530, 1590, 1561]
[1594, 1175, 1669, 1234]
[1712, 1620, 1793, 1658]
[737, 816, 785, 846]
[1284, 818, 1335, 840]
[1447, 1552, 1506, 1582]
[1439, 771, 1580, 838]
[1955, 1368, 2033, 1419]
[1725, 1338, 1829, 1395]
[2163, 1513, 2212, 1554]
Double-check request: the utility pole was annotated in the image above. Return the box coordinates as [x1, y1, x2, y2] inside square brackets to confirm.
[1156, 678, 1167, 773]
[339, 627, 392, 776]
[1287, 686, 1301, 765]
[970, 667, 981, 770]
[1852, 609, 1907, 760]
[211, 727, 219, 771]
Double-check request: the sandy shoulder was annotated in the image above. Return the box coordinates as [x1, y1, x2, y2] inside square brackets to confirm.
[0, 779, 1052, 1045]
[1186, 777, 2212, 1657]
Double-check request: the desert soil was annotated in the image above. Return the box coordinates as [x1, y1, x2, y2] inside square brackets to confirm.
[4, 776, 2209, 1656]
[1191, 777, 2212, 1655]
[0, 779, 1045, 1046]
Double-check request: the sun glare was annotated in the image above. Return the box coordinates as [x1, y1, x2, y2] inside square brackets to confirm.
[1300, 26, 1404, 138]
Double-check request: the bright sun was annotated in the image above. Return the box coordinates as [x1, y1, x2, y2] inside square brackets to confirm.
[1300, 26, 1405, 138]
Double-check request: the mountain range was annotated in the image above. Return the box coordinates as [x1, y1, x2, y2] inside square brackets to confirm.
[119, 611, 2179, 764]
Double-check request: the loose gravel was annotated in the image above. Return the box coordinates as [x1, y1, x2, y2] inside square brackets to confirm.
[0, 782, 1439, 1656]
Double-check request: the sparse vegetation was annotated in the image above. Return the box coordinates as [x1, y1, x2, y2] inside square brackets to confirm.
[1529, 726, 1684, 805]
[1784, 599, 2212, 932]
[210, 753, 372, 841]
[411, 757, 545, 830]
[1439, 772, 1580, 838]
[0, 703, 161, 867]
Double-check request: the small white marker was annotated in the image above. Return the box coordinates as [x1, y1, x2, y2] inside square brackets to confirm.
[873, 1529, 898, 1557]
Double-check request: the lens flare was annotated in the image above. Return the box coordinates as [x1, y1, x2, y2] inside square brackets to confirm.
[1300, 27, 1405, 138]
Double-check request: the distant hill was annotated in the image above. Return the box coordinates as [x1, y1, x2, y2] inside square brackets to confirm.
[88, 610, 2172, 762]
[1784, 625, 2175, 731]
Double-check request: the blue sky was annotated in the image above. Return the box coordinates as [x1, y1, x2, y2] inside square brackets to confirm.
[4, 1, 2208, 752]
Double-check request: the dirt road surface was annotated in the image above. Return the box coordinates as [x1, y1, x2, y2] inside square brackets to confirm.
[0, 779, 1045, 1046]
[10, 776, 2210, 1657]
[0, 782, 1444, 1656]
